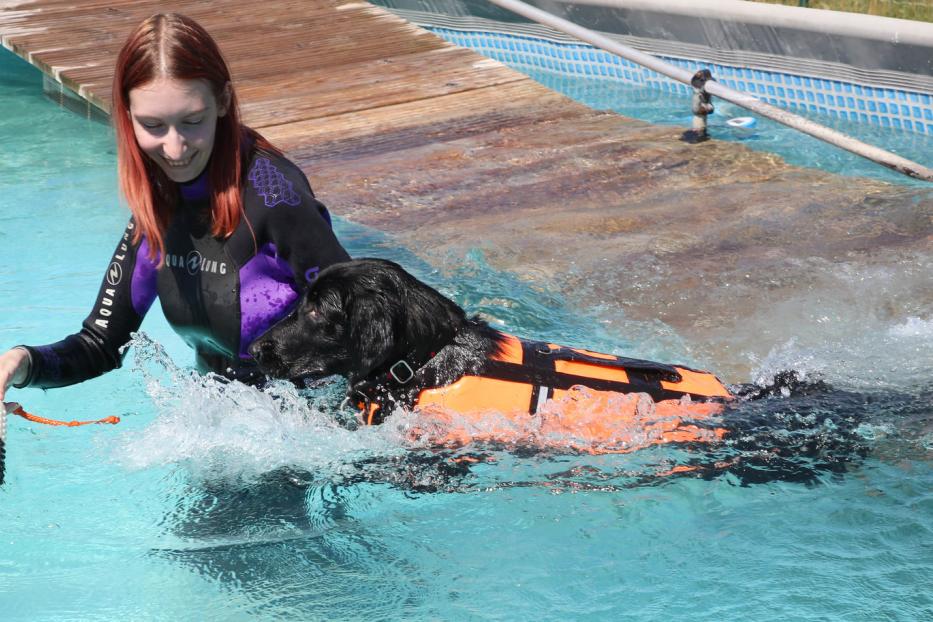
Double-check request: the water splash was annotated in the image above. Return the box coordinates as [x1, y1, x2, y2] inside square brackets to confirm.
[109, 327, 924, 493]
[112, 333, 410, 483]
[110, 333, 733, 486]
[750, 311, 933, 392]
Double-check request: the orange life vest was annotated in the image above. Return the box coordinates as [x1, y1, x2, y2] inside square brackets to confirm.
[355, 333, 732, 453]
[415, 334, 730, 414]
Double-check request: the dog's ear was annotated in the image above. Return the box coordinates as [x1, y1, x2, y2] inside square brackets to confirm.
[346, 294, 398, 382]
[396, 273, 466, 351]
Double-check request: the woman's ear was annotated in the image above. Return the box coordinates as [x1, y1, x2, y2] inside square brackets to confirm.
[217, 82, 232, 118]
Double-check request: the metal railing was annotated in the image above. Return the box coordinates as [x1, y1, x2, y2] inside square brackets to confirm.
[486, 0, 933, 182]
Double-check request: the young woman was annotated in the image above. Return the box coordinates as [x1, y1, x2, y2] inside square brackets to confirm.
[0, 13, 350, 412]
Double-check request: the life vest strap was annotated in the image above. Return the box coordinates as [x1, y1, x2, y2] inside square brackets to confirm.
[532, 344, 683, 383]
[482, 339, 718, 411]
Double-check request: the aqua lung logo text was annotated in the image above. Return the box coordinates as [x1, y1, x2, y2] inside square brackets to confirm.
[94, 222, 134, 330]
[186, 251, 201, 275]
[106, 262, 123, 286]
[166, 251, 228, 276]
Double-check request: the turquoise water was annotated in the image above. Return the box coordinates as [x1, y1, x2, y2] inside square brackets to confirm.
[1, 48, 932, 621]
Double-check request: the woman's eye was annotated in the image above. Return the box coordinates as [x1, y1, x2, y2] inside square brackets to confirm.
[142, 122, 162, 129]
[184, 118, 203, 125]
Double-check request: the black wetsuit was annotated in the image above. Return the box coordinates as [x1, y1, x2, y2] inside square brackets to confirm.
[16, 149, 350, 387]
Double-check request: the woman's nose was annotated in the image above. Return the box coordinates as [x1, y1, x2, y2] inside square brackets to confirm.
[162, 127, 187, 160]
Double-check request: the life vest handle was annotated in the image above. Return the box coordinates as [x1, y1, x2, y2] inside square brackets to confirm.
[527, 342, 683, 383]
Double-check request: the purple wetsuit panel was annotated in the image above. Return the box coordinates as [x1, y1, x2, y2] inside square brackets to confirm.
[239, 242, 300, 358]
[248, 157, 301, 207]
[131, 237, 159, 317]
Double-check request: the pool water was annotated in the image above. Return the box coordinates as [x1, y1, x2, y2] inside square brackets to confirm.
[1, 49, 932, 621]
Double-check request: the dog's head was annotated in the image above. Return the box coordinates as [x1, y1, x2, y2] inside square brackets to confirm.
[249, 258, 467, 384]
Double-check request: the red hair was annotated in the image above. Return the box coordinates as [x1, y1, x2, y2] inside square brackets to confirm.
[112, 13, 279, 262]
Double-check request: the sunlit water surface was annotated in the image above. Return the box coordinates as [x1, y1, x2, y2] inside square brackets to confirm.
[1, 50, 931, 621]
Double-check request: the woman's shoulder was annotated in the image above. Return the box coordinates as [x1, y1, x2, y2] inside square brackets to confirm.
[243, 148, 313, 210]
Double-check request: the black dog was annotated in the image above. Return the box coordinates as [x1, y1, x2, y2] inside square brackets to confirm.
[249, 258, 871, 483]
[250, 258, 733, 422]
[250, 258, 488, 393]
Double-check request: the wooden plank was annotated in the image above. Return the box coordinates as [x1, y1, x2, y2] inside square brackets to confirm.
[0, 0, 556, 127]
[55, 27, 454, 112]
[8, 3, 435, 66]
[238, 49, 524, 127]
[6, 1, 452, 114]
[0, 0, 583, 176]
[260, 79, 582, 149]
[9, 3, 425, 47]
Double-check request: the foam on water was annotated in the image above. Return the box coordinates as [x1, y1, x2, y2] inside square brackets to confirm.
[888, 316, 933, 339]
[743, 254, 933, 391]
[113, 334, 413, 483]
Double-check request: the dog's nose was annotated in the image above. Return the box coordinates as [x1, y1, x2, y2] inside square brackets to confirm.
[248, 338, 276, 361]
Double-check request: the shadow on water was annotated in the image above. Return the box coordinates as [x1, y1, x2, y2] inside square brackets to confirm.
[153, 480, 431, 618]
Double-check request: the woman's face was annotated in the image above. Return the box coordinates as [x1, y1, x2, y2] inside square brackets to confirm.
[128, 77, 228, 183]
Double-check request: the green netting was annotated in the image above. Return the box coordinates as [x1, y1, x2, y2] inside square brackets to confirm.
[748, 0, 933, 22]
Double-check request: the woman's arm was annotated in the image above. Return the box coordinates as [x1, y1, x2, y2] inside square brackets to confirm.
[12, 218, 158, 389]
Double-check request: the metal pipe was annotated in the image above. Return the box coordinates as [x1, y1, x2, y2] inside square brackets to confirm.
[486, 0, 933, 182]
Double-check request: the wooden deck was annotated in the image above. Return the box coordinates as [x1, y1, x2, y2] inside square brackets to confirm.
[0, 0, 536, 129]
[2, 0, 931, 377]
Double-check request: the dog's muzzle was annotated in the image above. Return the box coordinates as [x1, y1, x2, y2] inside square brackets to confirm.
[248, 338, 281, 370]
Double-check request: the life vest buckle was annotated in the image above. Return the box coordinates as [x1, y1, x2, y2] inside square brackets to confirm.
[389, 360, 416, 384]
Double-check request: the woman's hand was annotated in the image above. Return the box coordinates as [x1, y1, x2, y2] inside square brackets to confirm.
[1, 347, 30, 414]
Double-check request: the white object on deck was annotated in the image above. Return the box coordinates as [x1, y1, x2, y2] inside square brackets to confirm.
[727, 116, 758, 129]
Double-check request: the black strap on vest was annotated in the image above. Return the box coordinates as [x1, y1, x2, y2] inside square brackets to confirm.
[531, 342, 683, 382]
[480, 340, 693, 411]
[348, 343, 451, 425]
